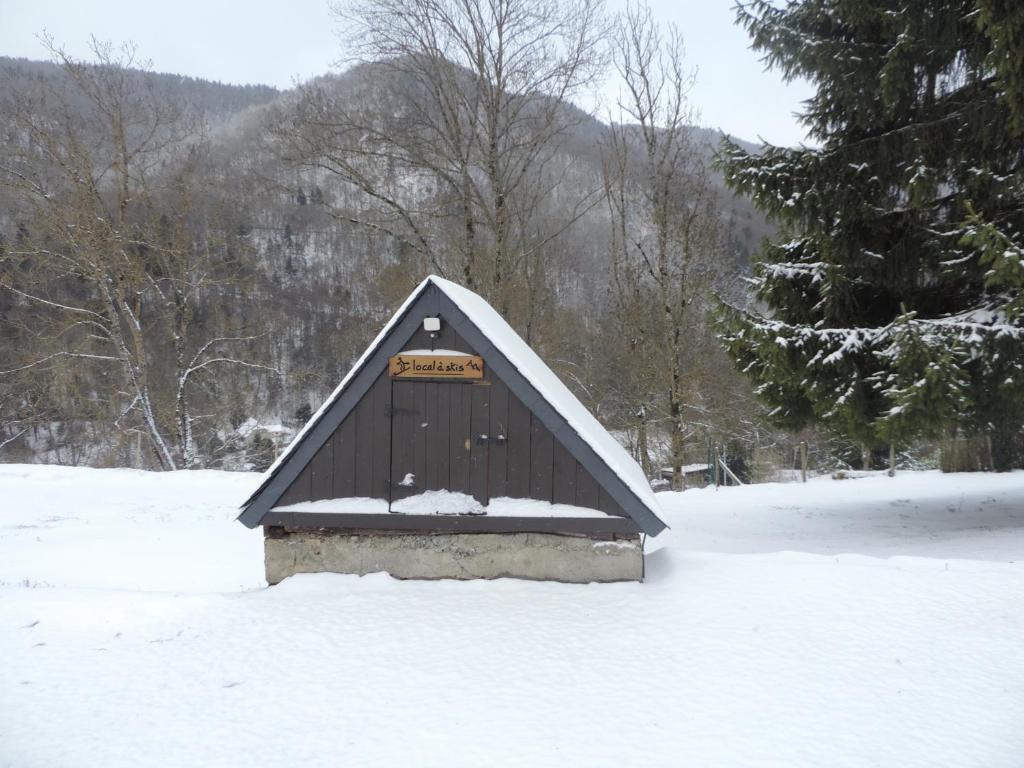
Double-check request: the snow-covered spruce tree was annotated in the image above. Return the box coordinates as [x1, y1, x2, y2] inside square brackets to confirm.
[716, 0, 1024, 470]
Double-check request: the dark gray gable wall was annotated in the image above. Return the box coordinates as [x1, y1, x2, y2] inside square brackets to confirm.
[238, 282, 439, 526]
[239, 280, 667, 536]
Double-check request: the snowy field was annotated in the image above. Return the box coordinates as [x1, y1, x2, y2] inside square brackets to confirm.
[2, 465, 1023, 767]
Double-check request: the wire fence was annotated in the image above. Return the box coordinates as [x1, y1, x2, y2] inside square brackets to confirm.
[653, 438, 829, 490]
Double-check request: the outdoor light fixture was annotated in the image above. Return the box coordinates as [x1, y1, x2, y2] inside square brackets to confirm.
[423, 317, 441, 335]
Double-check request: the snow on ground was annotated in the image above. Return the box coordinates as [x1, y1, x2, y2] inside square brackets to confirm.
[653, 469, 1024, 560]
[2, 465, 1023, 767]
[0, 464, 263, 593]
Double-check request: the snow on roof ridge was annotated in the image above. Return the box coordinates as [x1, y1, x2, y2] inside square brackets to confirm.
[251, 274, 662, 523]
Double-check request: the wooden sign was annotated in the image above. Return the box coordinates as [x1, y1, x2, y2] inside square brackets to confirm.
[389, 353, 484, 379]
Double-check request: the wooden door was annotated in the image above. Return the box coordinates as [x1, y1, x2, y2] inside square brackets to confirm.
[389, 380, 490, 506]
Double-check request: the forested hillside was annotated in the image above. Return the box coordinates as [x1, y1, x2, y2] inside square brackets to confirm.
[0, 34, 772, 475]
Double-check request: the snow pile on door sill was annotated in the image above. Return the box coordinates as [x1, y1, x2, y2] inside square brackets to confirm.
[272, 490, 611, 518]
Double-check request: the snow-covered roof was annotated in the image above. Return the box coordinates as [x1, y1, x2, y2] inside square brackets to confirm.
[245, 275, 664, 533]
[430, 276, 664, 523]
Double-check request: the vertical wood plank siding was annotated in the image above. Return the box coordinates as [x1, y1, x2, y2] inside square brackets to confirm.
[370, 372, 392, 499]
[332, 415, 356, 497]
[449, 383, 471, 494]
[390, 380, 418, 500]
[552, 440, 577, 506]
[354, 381, 375, 497]
[436, 379, 451, 492]
[310, 437, 333, 501]
[413, 383, 428, 492]
[487, 377, 509, 498]
[277, 463, 312, 506]
[530, 410, 554, 501]
[576, 461, 600, 509]
[423, 382, 440, 491]
[274, 326, 624, 516]
[469, 383, 490, 503]
[506, 392, 531, 497]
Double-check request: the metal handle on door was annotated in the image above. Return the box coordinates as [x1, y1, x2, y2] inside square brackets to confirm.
[475, 434, 506, 445]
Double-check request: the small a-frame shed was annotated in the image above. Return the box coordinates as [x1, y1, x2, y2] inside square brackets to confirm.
[240, 276, 666, 583]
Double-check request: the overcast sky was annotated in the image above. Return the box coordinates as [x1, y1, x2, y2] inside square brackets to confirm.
[0, 0, 814, 146]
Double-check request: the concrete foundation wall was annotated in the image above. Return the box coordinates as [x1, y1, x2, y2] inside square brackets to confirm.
[264, 528, 644, 584]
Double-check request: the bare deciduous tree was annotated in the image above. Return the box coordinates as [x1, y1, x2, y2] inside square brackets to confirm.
[273, 0, 610, 324]
[601, 3, 726, 487]
[0, 38, 274, 468]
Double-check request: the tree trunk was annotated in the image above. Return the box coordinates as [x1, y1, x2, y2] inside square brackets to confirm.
[991, 425, 1022, 471]
[636, 406, 652, 480]
[669, 376, 684, 490]
[461, 169, 476, 289]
